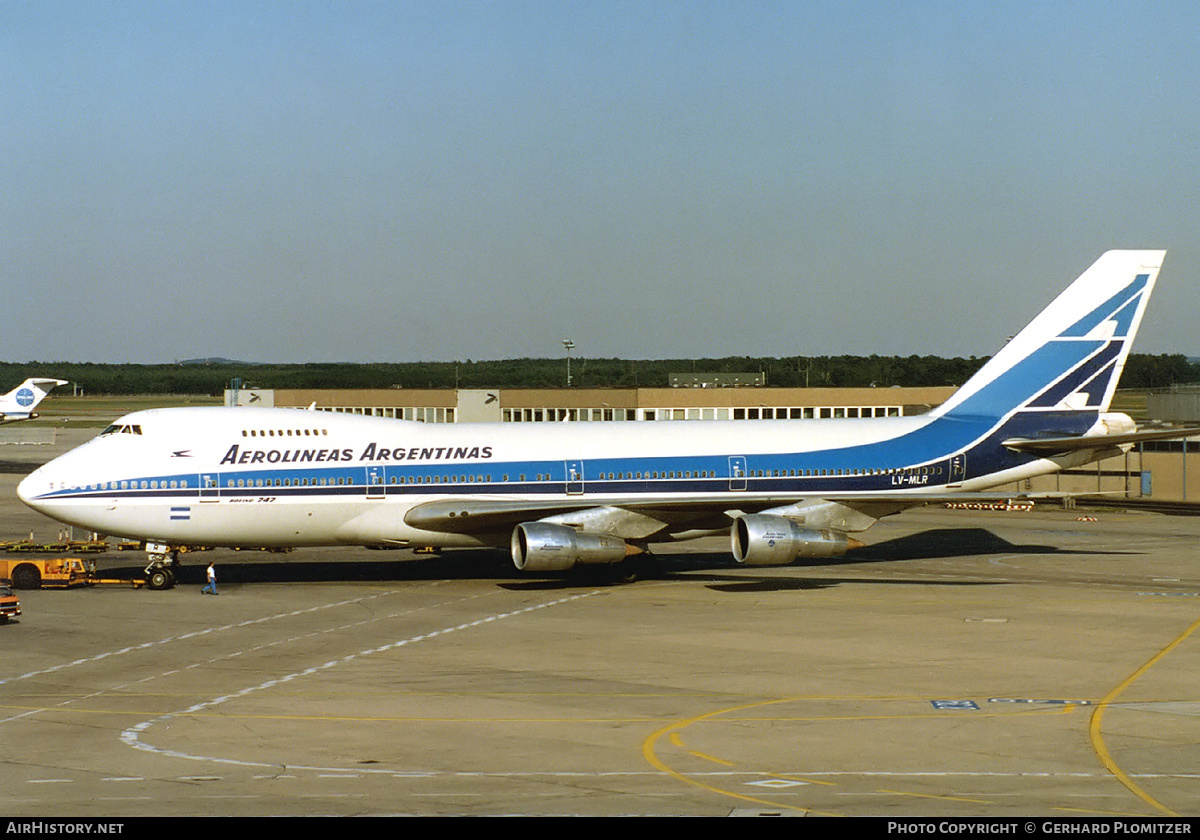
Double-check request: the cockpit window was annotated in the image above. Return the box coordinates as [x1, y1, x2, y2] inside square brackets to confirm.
[100, 424, 143, 436]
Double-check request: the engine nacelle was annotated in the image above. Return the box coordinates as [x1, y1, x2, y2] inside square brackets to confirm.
[511, 522, 629, 572]
[731, 514, 856, 566]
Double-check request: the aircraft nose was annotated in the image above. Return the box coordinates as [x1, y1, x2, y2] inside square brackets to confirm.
[17, 466, 51, 510]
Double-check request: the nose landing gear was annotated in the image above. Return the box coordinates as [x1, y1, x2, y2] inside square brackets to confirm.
[144, 543, 180, 590]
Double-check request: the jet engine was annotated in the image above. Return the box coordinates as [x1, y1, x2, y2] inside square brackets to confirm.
[511, 522, 629, 572]
[731, 514, 858, 566]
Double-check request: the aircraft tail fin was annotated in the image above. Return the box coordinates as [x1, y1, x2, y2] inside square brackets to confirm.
[932, 250, 1165, 421]
[0, 378, 68, 420]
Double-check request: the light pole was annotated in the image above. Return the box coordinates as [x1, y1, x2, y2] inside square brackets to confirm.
[563, 339, 575, 387]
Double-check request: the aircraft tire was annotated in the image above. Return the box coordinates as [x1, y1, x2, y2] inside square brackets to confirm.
[146, 569, 173, 591]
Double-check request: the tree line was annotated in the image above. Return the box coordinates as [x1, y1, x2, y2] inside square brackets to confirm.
[0, 354, 1196, 396]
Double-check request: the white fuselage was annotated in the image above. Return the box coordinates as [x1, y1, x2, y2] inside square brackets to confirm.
[16, 404, 1053, 550]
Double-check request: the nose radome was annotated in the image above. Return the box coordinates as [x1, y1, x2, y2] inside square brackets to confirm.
[17, 467, 49, 509]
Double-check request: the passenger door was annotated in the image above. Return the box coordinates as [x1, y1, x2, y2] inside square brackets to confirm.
[199, 472, 219, 502]
[565, 460, 584, 495]
[728, 456, 747, 491]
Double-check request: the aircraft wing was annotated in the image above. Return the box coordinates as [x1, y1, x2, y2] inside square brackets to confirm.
[401, 492, 1036, 541]
[404, 495, 782, 537]
[1002, 426, 1200, 454]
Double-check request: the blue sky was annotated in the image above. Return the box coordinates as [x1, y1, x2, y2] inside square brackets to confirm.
[3, 1, 1196, 363]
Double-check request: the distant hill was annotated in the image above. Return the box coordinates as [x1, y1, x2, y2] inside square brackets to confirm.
[177, 358, 260, 366]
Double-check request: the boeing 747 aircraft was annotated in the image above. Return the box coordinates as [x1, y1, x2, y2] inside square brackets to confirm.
[0, 378, 68, 424]
[17, 251, 1193, 588]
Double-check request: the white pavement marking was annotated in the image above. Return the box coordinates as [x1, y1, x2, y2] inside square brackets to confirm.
[0, 591, 402, 688]
[118, 590, 602, 773]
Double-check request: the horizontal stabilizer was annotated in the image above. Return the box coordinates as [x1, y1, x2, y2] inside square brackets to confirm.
[1003, 426, 1200, 454]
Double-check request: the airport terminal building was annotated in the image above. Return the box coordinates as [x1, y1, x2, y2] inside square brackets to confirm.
[227, 385, 953, 425]
[223, 384, 1200, 504]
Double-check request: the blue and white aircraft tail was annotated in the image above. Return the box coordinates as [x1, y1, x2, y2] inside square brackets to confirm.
[16, 250, 1193, 586]
[0, 378, 68, 424]
[936, 249, 1158, 422]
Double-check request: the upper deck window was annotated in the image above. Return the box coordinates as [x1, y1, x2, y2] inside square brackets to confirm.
[243, 428, 328, 437]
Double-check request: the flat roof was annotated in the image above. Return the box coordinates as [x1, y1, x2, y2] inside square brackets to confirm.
[268, 386, 957, 409]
